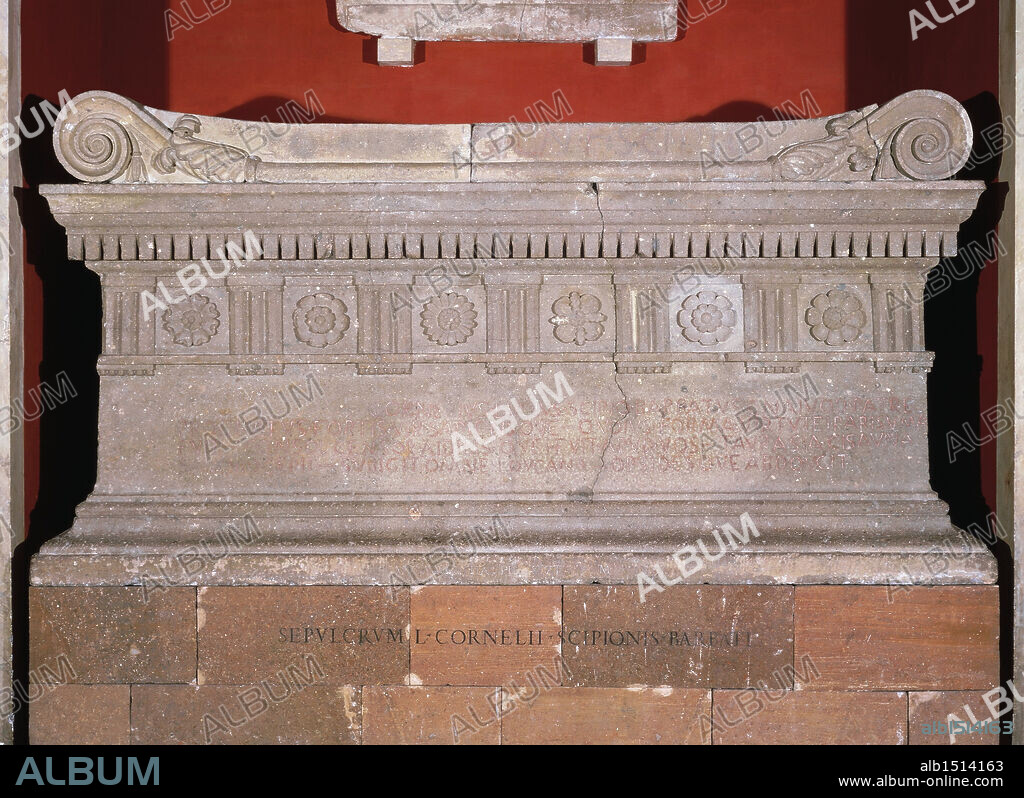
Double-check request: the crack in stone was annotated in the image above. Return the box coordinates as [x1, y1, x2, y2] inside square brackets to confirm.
[518, 3, 529, 42]
[587, 368, 629, 498]
[591, 181, 606, 251]
[576, 179, 621, 499]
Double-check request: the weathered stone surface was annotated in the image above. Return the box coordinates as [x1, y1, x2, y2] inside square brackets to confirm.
[48, 90, 973, 185]
[197, 587, 408, 685]
[1, 0, 22, 746]
[909, 692, 1004, 745]
[363, 686, 501, 744]
[997, 0, 1024, 749]
[712, 690, 907, 745]
[53, 92, 471, 185]
[30, 587, 196, 683]
[29, 685, 131, 745]
[48, 89, 974, 185]
[562, 585, 793, 688]
[62, 368, 954, 501]
[794, 587, 1000, 690]
[410, 586, 561, 686]
[31, 90, 992, 589]
[131, 684, 360, 744]
[0, 543, 9, 743]
[594, 38, 635, 66]
[377, 36, 415, 66]
[336, 1, 677, 42]
[501, 687, 710, 744]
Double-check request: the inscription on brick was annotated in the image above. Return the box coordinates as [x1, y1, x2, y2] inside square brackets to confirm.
[198, 587, 409, 685]
[563, 586, 794, 688]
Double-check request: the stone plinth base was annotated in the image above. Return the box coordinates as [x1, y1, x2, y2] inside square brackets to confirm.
[27, 582, 1001, 745]
[28, 496, 1000, 587]
[29, 547, 997, 587]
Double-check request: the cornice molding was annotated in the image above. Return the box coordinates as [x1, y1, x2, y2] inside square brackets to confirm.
[41, 181, 984, 263]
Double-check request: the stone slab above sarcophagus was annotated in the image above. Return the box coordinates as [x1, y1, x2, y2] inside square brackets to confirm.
[334, 0, 684, 65]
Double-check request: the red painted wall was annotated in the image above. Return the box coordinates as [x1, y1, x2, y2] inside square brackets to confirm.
[165, 0, 850, 122]
[19, 0, 1001, 536]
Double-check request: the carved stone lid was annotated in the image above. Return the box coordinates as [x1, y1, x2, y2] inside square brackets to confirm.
[41, 90, 983, 265]
[49, 89, 974, 186]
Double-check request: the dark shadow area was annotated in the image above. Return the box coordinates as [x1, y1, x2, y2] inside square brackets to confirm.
[675, 0, 699, 41]
[686, 100, 816, 124]
[216, 97, 361, 126]
[921, 92, 1013, 744]
[846, 0, 913, 109]
[848, 0, 1011, 743]
[13, 0, 171, 743]
[325, 0, 347, 34]
[11, 95, 103, 744]
[17, 96, 102, 543]
[361, 35, 377, 65]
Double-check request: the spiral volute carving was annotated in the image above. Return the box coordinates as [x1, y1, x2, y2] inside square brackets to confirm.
[58, 114, 134, 183]
[871, 90, 973, 181]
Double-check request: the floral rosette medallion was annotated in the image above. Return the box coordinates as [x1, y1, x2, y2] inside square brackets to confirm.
[421, 292, 478, 346]
[162, 293, 220, 347]
[294, 292, 351, 348]
[550, 291, 607, 346]
[677, 291, 737, 346]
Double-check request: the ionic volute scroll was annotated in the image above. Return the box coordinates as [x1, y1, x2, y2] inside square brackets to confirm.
[767, 90, 973, 182]
[863, 89, 974, 180]
[53, 91, 168, 183]
[53, 88, 975, 185]
[54, 91, 258, 185]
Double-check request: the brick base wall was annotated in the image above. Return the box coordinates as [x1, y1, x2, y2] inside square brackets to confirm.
[27, 585, 1001, 745]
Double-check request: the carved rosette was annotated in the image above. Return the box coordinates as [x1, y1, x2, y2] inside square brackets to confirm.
[677, 291, 737, 346]
[421, 292, 478, 346]
[162, 294, 221, 347]
[805, 290, 867, 346]
[293, 293, 351, 348]
[45, 89, 980, 378]
[550, 292, 607, 346]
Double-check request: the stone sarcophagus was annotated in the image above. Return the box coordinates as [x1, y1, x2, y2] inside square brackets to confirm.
[35, 89, 992, 588]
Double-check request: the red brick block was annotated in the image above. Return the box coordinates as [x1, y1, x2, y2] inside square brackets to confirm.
[363, 686, 501, 745]
[30, 587, 196, 683]
[502, 687, 710, 745]
[29, 685, 131, 745]
[713, 690, 907, 745]
[410, 586, 561, 686]
[794, 586, 998, 690]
